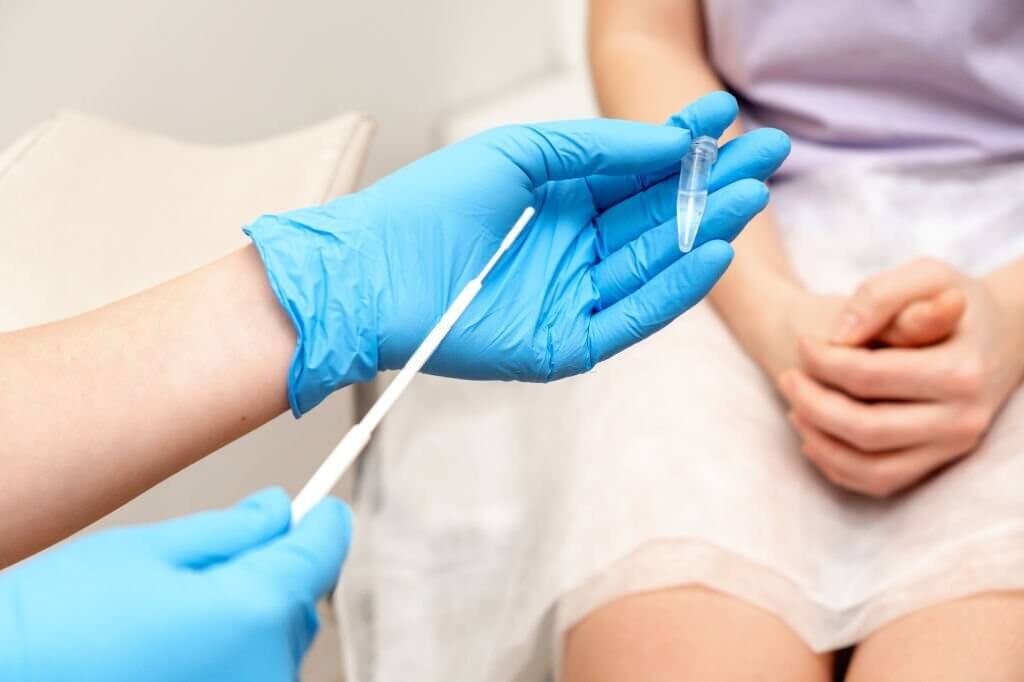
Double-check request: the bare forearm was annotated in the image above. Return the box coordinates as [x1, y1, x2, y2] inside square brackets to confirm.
[0, 245, 294, 565]
[589, 0, 800, 365]
[589, 0, 719, 125]
[709, 211, 801, 365]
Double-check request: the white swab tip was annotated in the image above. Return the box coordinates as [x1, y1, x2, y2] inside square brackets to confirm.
[500, 206, 535, 252]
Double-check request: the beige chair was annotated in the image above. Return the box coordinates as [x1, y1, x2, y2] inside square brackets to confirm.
[0, 109, 374, 681]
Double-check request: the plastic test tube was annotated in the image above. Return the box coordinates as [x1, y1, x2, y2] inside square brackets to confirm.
[676, 135, 719, 253]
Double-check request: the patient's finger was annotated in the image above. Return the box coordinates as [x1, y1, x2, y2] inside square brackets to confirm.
[592, 128, 787, 254]
[791, 412, 959, 498]
[797, 338, 959, 401]
[790, 413, 875, 493]
[591, 180, 768, 308]
[876, 288, 966, 347]
[831, 258, 960, 345]
[589, 241, 733, 365]
[778, 369, 946, 452]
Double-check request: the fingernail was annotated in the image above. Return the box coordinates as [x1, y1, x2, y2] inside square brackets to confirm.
[832, 312, 860, 344]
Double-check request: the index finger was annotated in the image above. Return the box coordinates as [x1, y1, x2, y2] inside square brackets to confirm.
[779, 368, 943, 452]
[481, 119, 692, 188]
[791, 412, 944, 498]
[233, 496, 353, 601]
[798, 337, 958, 401]
[574, 91, 754, 209]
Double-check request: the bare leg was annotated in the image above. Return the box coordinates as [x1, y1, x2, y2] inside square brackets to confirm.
[562, 586, 833, 682]
[847, 592, 1024, 682]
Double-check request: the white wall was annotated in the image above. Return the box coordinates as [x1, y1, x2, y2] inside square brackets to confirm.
[0, 0, 553, 182]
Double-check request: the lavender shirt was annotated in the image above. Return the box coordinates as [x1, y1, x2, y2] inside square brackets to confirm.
[703, 1, 1024, 176]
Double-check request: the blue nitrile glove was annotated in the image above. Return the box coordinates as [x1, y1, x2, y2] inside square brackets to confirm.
[0, 488, 351, 682]
[246, 91, 790, 415]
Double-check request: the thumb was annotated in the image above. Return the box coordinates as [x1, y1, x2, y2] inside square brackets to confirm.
[666, 90, 739, 139]
[877, 287, 966, 347]
[832, 260, 957, 345]
[233, 497, 353, 602]
[137, 487, 292, 568]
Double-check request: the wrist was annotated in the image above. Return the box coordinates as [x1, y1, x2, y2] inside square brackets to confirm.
[983, 268, 1024, 380]
[245, 200, 381, 416]
[986, 272, 1024, 328]
[712, 276, 806, 377]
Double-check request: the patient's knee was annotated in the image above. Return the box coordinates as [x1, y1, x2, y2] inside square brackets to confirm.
[561, 586, 831, 682]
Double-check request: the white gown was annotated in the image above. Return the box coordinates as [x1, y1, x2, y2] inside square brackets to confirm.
[338, 159, 1024, 681]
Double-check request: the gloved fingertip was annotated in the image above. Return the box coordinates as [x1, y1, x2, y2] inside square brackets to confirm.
[704, 90, 739, 116]
[143, 488, 293, 567]
[239, 486, 290, 511]
[668, 91, 739, 138]
[263, 496, 354, 599]
[693, 240, 735, 270]
[237, 487, 293, 531]
[759, 127, 793, 157]
[302, 496, 354, 542]
[731, 178, 771, 209]
[741, 128, 792, 173]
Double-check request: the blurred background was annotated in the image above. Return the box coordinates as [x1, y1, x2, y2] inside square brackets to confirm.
[0, 0, 593, 183]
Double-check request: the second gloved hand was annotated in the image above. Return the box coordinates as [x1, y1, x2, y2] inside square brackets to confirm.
[0, 489, 351, 682]
[247, 92, 790, 414]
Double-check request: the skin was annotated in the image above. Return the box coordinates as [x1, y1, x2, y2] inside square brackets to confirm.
[583, 0, 1024, 678]
[563, 587, 832, 682]
[783, 258, 1024, 498]
[0, 246, 295, 567]
[846, 592, 1024, 682]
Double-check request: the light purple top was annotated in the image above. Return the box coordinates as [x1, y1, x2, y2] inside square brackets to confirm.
[703, 1, 1024, 176]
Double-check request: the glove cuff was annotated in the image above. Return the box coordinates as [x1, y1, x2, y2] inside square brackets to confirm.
[245, 205, 379, 416]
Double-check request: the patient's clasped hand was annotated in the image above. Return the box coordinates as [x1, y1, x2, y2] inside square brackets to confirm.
[781, 258, 1024, 498]
[0, 93, 790, 682]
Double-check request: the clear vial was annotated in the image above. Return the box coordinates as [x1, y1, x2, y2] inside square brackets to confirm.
[676, 135, 718, 253]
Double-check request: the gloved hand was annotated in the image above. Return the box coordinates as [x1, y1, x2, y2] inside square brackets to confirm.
[0, 488, 351, 682]
[247, 91, 790, 414]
